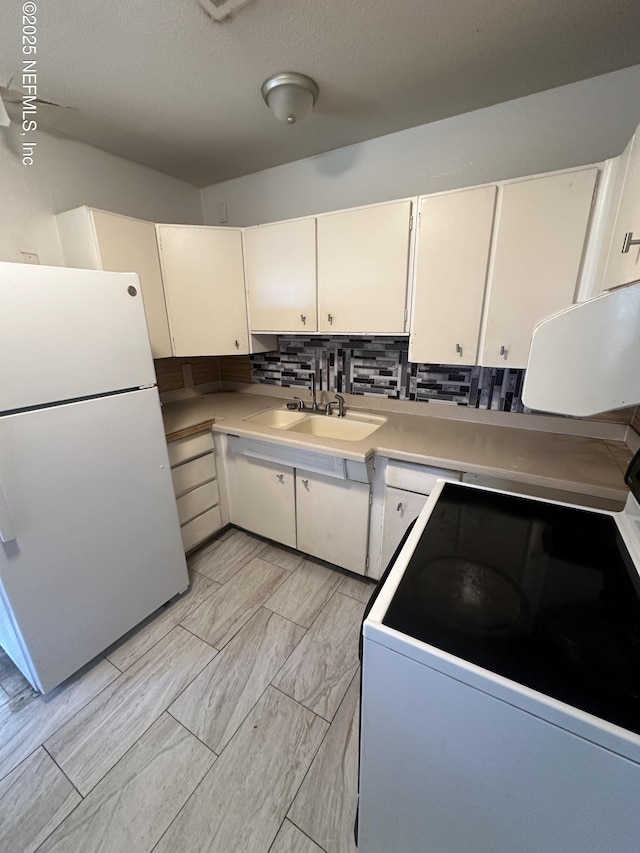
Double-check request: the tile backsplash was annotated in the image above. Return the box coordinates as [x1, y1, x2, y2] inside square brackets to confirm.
[251, 337, 527, 413]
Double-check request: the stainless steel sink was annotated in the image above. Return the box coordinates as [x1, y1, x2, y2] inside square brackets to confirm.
[243, 406, 386, 441]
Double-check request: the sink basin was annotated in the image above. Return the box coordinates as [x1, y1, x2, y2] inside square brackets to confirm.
[286, 412, 386, 441]
[244, 408, 307, 428]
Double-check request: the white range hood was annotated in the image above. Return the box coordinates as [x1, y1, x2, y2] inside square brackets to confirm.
[522, 282, 640, 416]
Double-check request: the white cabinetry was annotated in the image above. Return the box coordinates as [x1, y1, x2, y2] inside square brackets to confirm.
[168, 430, 224, 552]
[224, 436, 372, 574]
[226, 453, 297, 548]
[56, 207, 172, 357]
[296, 470, 370, 574]
[156, 225, 250, 357]
[380, 486, 429, 570]
[244, 218, 317, 332]
[480, 168, 598, 367]
[602, 129, 640, 291]
[370, 459, 461, 579]
[410, 187, 497, 364]
[317, 200, 413, 333]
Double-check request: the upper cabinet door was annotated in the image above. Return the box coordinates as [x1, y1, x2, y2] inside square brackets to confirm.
[480, 168, 597, 368]
[91, 211, 173, 359]
[156, 225, 249, 357]
[317, 200, 412, 334]
[410, 187, 496, 365]
[602, 131, 640, 291]
[244, 218, 317, 333]
[56, 207, 173, 358]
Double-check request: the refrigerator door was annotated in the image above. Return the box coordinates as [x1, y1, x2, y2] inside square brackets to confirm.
[0, 387, 188, 692]
[0, 262, 156, 413]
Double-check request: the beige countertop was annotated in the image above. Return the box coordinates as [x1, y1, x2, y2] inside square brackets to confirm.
[161, 392, 633, 503]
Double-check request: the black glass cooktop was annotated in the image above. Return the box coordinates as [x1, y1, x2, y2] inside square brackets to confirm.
[383, 483, 640, 735]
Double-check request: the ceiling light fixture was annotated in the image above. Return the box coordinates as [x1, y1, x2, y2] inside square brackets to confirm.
[261, 72, 319, 125]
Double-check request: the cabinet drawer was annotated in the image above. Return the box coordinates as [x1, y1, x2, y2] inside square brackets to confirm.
[180, 504, 223, 552]
[167, 430, 214, 467]
[176, 479, 219, 525]
[171, 452, 216, 497]
[385, 460, 460, 494]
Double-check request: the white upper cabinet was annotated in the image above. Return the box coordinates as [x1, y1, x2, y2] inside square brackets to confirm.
[602, 130, 640, 291]
[479, 168, 598, 368]
[156, 225, 249, 357]
[56, 207, 172, 358]
[244, 218, 317, 332]
[410, 187, 497, 365]
[317, 200, 413, 334]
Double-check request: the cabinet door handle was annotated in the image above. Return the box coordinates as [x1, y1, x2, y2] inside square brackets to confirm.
[276, 474, 284, 482]
[300, 314, 306, 324]
[302, 479, 309, 488]
[500, 345, 508, 359]
[0, 479, 16, 543]
[234, 339, 240, 349]
[622, 232, 640, 253]
[455, 343, 462, 356]
[327, 313, 333, 325]
[396, 502, 403, 512]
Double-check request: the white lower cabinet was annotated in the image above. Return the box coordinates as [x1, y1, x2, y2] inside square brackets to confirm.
[168, 429, 225, 553]
[226, 454, 297, 548]
[380, 486, 429, 571]
[296, 470, 370, 574]
[224, 437, 372, 575]
[369, 459, 461, 579]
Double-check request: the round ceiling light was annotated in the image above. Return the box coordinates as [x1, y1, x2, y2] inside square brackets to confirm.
[261, 72, 319, 125]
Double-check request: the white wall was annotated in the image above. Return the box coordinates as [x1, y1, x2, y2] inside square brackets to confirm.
[202, 65, 640, 226]
[0, 128, 201, 265]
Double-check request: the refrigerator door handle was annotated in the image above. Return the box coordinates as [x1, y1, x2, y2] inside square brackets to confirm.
[0, 480, 16, 543]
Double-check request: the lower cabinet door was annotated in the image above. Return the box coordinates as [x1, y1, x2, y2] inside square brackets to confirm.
[296, 470, 370, 575]
[227, 454, 296, 548]
[380, 486, 429, 571]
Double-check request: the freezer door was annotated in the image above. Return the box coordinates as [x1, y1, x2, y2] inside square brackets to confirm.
[0, 262, 156, 412]
[0, 388, 188, 692]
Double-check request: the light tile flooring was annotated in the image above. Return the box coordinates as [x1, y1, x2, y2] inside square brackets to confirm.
[0, 528, 375, 853]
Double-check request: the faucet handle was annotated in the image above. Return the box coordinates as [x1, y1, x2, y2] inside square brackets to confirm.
[292, 397, 306, 411]
[334, 394, 345, 417]
[324, 401, 338, 415]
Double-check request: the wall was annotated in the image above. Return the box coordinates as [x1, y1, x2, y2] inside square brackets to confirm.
[0, 128, 202, 265]
[201, 65, 640, 226]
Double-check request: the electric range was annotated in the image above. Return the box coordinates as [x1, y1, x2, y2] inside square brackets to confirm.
[358, 449, 640, 853]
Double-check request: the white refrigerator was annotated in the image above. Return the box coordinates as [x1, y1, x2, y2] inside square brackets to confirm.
[0, 261, 189, 693]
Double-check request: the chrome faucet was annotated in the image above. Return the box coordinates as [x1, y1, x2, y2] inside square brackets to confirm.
[292, 372, 319, 412]
[309, 372, 318, 411]
[293, 382, 344, 416]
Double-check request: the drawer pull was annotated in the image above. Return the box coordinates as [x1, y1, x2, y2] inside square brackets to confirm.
[276, 473, 284, 482]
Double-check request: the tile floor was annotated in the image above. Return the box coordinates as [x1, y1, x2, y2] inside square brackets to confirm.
[0, 528, 375, 853]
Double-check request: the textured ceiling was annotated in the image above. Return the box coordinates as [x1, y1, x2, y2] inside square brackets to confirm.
[2, 0, 640, 186]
